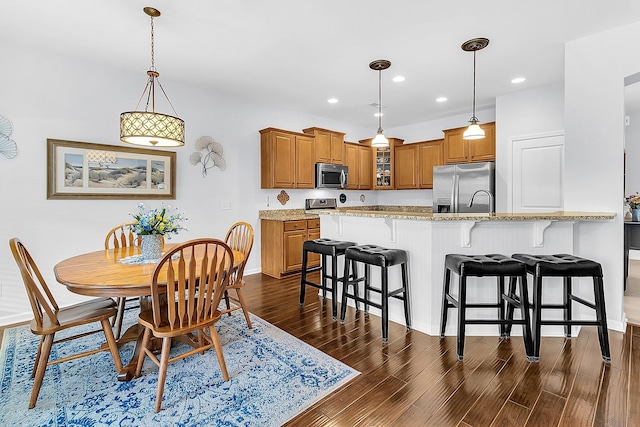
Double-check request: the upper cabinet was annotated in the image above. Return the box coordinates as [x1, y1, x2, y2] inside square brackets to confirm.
[394, 139, 444, 190]
[394, 143, 419, 190]
[259, 122, 493, 190]
[295, 133, 316, 188]
[260, 128, 315, 189]
[443, 122, 496, 164]
[344, 141, 372, 190]
[302, 127, 345, 165]
[418, 139, 444, 188]
[360, 137, 404, 190]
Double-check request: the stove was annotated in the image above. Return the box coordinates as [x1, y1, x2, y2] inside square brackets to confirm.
[305, 198, 337, 210]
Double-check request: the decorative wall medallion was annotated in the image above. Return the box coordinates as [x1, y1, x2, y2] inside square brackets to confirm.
[189, 136, 226, 177]
[0, 115, 17, 159]
[277, 190, 290, 205]
[360, 194, 366, 202]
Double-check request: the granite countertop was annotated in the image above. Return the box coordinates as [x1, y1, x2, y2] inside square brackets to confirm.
[260, 206, 616, 222]
[259, 209, 320, 221]
[309, 206, 615, 221]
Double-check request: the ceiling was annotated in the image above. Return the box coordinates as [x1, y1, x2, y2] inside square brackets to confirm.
[3, 1, 640, 129]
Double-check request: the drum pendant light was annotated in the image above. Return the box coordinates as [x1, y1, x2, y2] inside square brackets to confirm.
[120, 7, 185, 147]
[461, 38, 489, 140]
[370, 60, 391, 147]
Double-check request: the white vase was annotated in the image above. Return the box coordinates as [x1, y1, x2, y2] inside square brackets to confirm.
[141, 234, 163, 260]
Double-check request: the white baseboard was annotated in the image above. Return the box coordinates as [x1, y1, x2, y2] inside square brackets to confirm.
[0, 312, 31, 328]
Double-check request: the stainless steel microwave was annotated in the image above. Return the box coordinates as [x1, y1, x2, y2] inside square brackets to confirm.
[315, 163, 348, 189]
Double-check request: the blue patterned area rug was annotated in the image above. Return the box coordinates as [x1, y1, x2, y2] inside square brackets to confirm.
[0, 309, 359, 426]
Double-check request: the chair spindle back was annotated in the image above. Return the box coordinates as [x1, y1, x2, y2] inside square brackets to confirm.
[224, 222, 254, 285]
[104, 222, 138, 249]
[9, 238, 60, 329]
[150, 239, 234, 330]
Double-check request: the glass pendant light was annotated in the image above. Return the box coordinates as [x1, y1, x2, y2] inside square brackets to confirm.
[461, 38, 489, 140]
[120, 7, 185, 147]
[370, 60, 391, 147]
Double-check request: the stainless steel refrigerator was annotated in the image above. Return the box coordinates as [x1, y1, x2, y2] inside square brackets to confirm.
[432, 161, 495, 213]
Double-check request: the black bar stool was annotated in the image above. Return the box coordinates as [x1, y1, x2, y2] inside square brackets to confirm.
[300, 238, 357, 319]
[339, 244, 411, 343]
[510, 253, 611, 363]
[440, 254, 535, 361]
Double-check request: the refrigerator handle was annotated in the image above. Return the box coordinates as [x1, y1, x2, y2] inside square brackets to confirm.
[451, 175, 459, 213]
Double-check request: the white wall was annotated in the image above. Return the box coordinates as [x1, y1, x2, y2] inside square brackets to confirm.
[495, 83, 565, 212]
[0, 41, 373, 324]
[564, 22, 640, 331]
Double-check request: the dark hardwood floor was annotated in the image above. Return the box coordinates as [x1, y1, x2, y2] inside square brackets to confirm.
[1, 271, 637, 426]
[241, 272, 639, 427]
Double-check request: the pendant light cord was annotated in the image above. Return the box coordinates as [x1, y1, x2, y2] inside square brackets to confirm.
[146, 15, 156, 113]
[135, 13, 180, 117]
[150, 15, 155, 71]
[471, 50, 477, 122]
[378, 69, 383, 132]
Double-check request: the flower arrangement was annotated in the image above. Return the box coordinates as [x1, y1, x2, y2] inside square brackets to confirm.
[625, 193, 640, 209]
[130, 203, 187, 237]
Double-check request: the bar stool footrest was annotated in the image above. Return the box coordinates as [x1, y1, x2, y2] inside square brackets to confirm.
[569, 295, 596, 309]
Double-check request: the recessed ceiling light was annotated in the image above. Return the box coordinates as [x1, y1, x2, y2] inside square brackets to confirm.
[436, 97, 448, 103]
[328, 98, 338, 103]
[392, 76, 405, 82]
[511, 77, 526, 84]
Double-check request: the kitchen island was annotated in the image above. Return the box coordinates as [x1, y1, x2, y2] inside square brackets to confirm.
[309, 206, 615, 337]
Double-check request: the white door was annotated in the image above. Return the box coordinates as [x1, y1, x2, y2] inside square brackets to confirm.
[511, 132, 564, 212]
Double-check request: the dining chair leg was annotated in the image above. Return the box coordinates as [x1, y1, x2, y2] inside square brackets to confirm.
[100, 319, 123, 371]
[31, 336, 45, 378]
[235, 288, 252, 329]
[209, 325, 230, 381]
[113, 297, 127, 339]
[111, 297, 122, 326]
[135, 328, 153, 377]
[155, 337, 172, 413]
[223, 290, 232, 316]
[29, 333, 54, 409]
[197, 330, 207, 355]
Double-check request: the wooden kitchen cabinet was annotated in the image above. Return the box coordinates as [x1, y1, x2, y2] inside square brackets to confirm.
[394, 143, 419, 189]
[260, 127, 316, 189]
[359, 137, 404, 190]
[295, 134, 315, 188]
[419, 139, 444, 188]
[393, 139, 444, 190]
[443, 122, 495, 164]
[303, 127, 345, 165]
[344, 141, 372, 190]
[358, 143, 373, 189]
[261, 218, 320, 278]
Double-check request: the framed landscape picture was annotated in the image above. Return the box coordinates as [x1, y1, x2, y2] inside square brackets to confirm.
[47, 139, 176, 199]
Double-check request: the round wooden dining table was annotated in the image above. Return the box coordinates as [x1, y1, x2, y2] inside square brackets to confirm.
[54, 244, 244, 381]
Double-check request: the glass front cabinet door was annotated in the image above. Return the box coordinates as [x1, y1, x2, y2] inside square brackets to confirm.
[359, 137, 403, 190]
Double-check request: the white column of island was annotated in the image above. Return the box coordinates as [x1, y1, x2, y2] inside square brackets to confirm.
[312, 206, 615, 337]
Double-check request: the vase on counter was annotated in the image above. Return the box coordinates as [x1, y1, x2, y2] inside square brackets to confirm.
[140, 234, 163, 260]
[633, 209, 640, 222]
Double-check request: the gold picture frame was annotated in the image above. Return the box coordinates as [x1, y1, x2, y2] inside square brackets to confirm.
[47, 139, 176, 200]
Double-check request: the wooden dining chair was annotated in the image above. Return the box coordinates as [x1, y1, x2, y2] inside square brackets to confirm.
[104, 222, 163, 339]
[9, 238, 123, 409]
[222, 221, 254, 328]
[134, 238, 234, 412]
